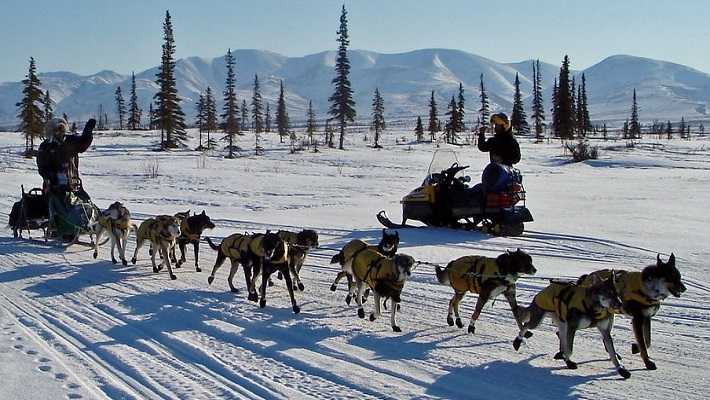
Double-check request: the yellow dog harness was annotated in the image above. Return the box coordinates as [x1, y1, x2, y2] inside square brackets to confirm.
[444, 256, 503, 294]
[535, 283, 610, 322]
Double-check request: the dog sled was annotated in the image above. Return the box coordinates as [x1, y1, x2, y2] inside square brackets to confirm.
[9, 185, 49, 239]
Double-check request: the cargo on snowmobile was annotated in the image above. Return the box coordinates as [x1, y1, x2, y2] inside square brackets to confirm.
[377, 149, 533, 236]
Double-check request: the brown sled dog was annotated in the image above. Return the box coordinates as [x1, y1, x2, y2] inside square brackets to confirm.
[435, 249, 536, 334]
[131, 215, 181, 280]
[175, 210, 216, 272]
[331, 239, 415, 332]
[274, 229, 319, 291]
[513, 276, 629, 379]
[205, 232, 285, 302]
[576, 253, 686, 370]
[250, 235, 301, 314]
[92, 201, 135, 265]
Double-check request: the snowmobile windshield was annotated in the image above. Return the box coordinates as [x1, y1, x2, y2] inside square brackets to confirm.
[426, 149, 460, 184]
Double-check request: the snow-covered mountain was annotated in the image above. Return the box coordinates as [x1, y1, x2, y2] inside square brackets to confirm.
[1, 49, 709, 128]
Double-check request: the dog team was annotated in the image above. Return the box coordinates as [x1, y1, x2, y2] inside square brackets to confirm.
[85, 202, 686, 380]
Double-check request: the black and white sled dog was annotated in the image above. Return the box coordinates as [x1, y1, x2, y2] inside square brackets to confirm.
[329, 229, 400, 299]
[275, 229, 320, 291]
[513, 275, 630, 379]
[175, 210, 216, 272]
[92, 202, 135, 265]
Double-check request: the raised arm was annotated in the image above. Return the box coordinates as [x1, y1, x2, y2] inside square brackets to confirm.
[66, 119, 96, 153]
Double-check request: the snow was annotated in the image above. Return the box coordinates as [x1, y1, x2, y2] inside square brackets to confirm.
[0, 129, 709, 399]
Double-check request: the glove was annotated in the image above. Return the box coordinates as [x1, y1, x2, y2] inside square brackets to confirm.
[84, 119, 97, 132]
[478, 126, 486, 135]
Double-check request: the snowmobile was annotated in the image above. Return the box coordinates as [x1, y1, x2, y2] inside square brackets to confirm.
[377, 149, 533, 236]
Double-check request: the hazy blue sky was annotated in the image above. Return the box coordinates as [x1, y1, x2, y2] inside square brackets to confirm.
[1, 0, 708, 81]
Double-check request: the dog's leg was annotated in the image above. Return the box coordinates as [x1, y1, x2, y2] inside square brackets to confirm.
[330, 271, 346, 292]
[598, 318, 630, 379]
[258, 266, 269, 308]
[449, 292, 465, 328]
[643, 317, 652, 350]
[369, 292, 381, 322]
[514, 306, 545, 351]
[291, 259, 304, 291]
[121, 229, 129, 265]
[176, 239, 186, 268]
[468, 289, 491, 334]
[245, 257, 259, 302]
[150, 242, 159, 273]
[110, 228, 121, 265]
[503, 285, 533, 338]
[92, 226, 104, 260]
[131, 237, 144, 265]
[560, 322, 578, 369]
[162, 243, 177, 280]
[193, 240, 201, 272]
[281, 264, 301, 314]
[207, 251, 226, 285]
[227, 259, 240, 293]
[632, 314, 656, 370]
[355, 280, 366, 319]
[390, 297, 401, 332]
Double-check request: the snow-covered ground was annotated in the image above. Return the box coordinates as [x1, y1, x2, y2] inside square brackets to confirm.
[0, 129, 708, 399]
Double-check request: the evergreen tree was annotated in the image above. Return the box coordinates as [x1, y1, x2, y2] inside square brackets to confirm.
[370, 87, 385, 148]
[127, 72, 142, 130]
[195, 93, 206, 148]
[456, 82, 466, 133]
[445, 95, 459, 144]
[205, 86, 218, 149]
[602, 122, 608, 141]
[427, 90, 438, 141]
[510, 73, 529, 135]
[43, 90, 53, 126]
[699, 122, 705, 136]
[580, 73, 592, 134]
[555, 55, 574, 139]
[276, 80, 289, 144]
[414, 116, 424, 142]
[306, 100, 317, 147]
[665, 120, 673, 140]
[623, 119, 629, 139]
[154, 10, 188, 148]
[115, 86, 126, 130]
[16, 57, 43, 157]
[251, 74, 264, 133]
[221, 49, 240, 157]
[531, 60, 546, 141]
[148, 103, 155, 130]
[265, 103, 272, 132]
[570, 76, 577, 135]
[678, 117, 686, 139]
[240, 100, 249, 132]
[629, 88, 641, 139]
[478, 73, 490, 126]
[328, 5, 356, 150]
[551, 77, 559, 136]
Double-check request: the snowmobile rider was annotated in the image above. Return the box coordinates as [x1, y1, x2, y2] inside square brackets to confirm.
[477, 113, 520, 191]
[37, 117, 96, 199]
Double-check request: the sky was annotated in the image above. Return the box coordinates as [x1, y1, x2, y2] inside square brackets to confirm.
[1, 0, 708, 82]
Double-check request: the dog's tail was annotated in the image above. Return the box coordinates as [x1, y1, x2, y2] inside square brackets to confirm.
[435, 265, 450, 285]
[330, 252, 343, 265]
[205, 236, 221, 251]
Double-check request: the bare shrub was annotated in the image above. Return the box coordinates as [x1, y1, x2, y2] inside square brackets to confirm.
[565, 140, 599, 162]
[143, 159, 160, 178]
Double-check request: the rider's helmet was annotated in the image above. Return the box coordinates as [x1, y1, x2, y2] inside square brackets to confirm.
[45, 117, 69, 141]
[490, 113, 511, 131]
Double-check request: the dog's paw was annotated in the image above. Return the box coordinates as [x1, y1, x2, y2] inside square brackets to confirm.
[392, 325, 402, 333]
[292, 305, 301, 314]
[467, 324, 476, 334]
[230, 287, 239, 293]
[358, 308, 365, 319]
[277, 272, 283, 280]
[112, 258, 117, 265]
[248, 293, 258, 302]
[297, 282, 305, 291]
[513, 337, 522, 351]
[455, 318, 464, 329]
[553, 351, 565, 360]
[524, 331, 533, 339]
[618, 367, 631, 379]
[267, 279, 274, 287]
[207, 276, 214, 285]
[259, 299, 266, 308]
[369, 313, 376, 322]
[565, 360, 578, 370]
[447, 316, 454, 326]
[330, 284, 337, 292]
[195, 267, 201, 273]
[644, 359, 657, 370]
[152, 267, 159, 274]
[345, 295, 352, 305]
[131, 257, 137, 265]
[170, 274, 177, 281]
[93, 251, 98, 259]
[122, 259, 128, 266]
[631, 343, 640, 354]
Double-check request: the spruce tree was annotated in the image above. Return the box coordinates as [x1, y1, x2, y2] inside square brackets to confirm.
[580, 73, 592, 134]
[221, 49, 240, 157]
[306, 100, 317, 147]
[43, 90, 53, 126]
[370, 87, 385, 148]
[427, 90, 438, 141]
[602, 122, 608, 141]
[195, 93, 206, 148]
[479, 74, 490, 126]
[623, 119, 629, 139]
[205, 86, 218, 149]
[570, 76, 577, 135]
[265, 103, 272, 133]
[551, 77, 559, 136]
[699, 122, 705, 136]
[251, 74, 264, 133]
[127, 72, 142, 130]
[445, 95, 459, 144]
[154, 10, 187, 148]
[555, 55, 574, 139]
[678, 117, 686, 139]
[531, 60, 546, 141]
[16, 57, 43, 157]
[629, 89, 641, 139]
[666, 120, 673, 140]
[328, 5, 356, 150]
[510, 73, 529, 135]
[415, 116, 424, 142]
[575, 84, 584, 136]
[240, 100, 249, 132]
[456, 83, 466, 133]
[115, 86, 126, 130]
[276, 80, 289, 144]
